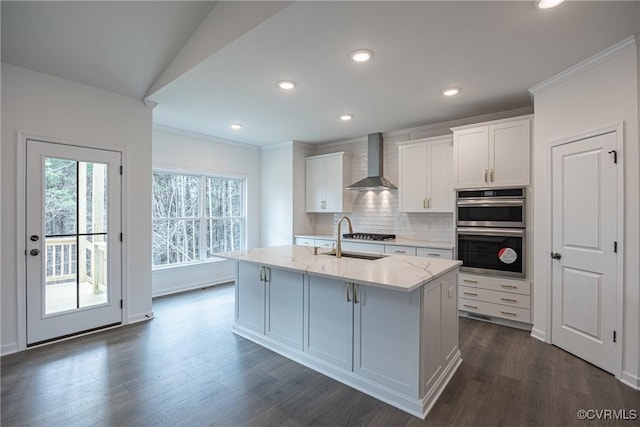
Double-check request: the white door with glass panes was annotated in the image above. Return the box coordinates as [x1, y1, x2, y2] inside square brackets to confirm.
[26, 140, 122, 345]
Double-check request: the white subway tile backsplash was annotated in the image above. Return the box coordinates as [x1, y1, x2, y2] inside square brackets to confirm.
[310, 137, 454, 243]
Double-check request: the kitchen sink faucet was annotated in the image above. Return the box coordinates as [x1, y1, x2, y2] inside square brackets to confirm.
[336, 216, 353, 258]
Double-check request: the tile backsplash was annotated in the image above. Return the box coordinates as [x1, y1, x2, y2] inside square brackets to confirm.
[309, 135, 455, 243]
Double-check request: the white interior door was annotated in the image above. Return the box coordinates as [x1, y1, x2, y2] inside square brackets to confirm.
[26, 139, 122, 345]
[551, 131, 618, 374]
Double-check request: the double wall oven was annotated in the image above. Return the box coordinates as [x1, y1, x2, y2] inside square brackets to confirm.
[456, 188, 526, 278]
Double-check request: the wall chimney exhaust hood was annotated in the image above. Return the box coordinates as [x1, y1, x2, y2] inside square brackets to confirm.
[346, 133, 397, 190]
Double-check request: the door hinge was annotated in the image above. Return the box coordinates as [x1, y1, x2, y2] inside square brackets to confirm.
[614, 241, 618, 253]
[120, 165, 123, 175]
[120, 299, 123, 309]
[608, 150, 617, 164]
[613, 330, 617, 343]
[120, 232, 123, 242]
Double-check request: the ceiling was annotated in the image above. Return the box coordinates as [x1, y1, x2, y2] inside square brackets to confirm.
[3, 2, 640, 147]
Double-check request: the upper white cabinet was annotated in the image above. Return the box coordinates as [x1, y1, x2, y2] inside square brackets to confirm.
[397, 136, 454, 212]
[306, 152, 352, 213]
[452, 116, 531, 188]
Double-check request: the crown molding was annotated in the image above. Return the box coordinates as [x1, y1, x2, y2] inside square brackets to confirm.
[152, 124, 260, 150]
[529, 35, 637, 96]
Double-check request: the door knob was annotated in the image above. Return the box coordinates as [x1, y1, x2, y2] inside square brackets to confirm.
[30, 249, 40, 256]
[550, 252, 562, 260]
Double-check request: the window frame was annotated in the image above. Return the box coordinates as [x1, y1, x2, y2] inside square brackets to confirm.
[152, 169, 246, 269]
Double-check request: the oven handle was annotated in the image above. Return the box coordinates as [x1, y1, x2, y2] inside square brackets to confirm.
[457, 227, 525, 237]
[456, 199, 525, 207]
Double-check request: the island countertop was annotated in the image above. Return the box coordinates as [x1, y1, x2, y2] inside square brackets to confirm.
[215, 245, 461, 292]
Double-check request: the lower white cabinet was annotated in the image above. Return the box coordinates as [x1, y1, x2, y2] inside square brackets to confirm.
[266, 267, 304, 349]
[457, 273, 531, 323]
[235, 262, 304, 347]
[416, 247, 453, 259]
[304, 276, 354, 370]
[235, 262, 265, 333]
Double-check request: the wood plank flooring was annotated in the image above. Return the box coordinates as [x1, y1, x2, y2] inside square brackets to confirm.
[2, 283, 639, 426]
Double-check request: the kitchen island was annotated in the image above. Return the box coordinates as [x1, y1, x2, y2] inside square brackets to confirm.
[215, 245, 462, 418]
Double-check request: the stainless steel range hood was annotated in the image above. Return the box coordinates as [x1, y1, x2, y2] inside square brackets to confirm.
[346, 133, 397, 190]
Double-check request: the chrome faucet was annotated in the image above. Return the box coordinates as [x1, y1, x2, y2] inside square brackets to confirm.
[336, 216, 353, 258]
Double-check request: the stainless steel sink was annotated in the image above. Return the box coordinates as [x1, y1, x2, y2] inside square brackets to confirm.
[324, 251, 386, 260]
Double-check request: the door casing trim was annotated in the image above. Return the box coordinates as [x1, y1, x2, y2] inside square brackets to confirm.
[544, 122, 624, 379]
[16, 132, 128, 351]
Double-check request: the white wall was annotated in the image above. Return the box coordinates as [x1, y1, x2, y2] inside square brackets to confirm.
[1, 63, 153, 354]
[152, 128, 260, 296]
[530, 37, 640, 386]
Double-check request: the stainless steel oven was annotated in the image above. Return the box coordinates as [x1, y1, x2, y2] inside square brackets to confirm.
[457, 188, 525, 228]
[456, 188, 526, 278]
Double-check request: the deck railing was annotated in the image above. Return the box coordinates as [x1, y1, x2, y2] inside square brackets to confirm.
[45, 236, 106, 292]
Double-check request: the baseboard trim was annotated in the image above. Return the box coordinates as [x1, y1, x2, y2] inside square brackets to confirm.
[1, 343, 19, 356]
[152, 278, 234, 298]
[530, 327, 547, 343]
[128, 312, 154, 323]
[620, 371, 640, 390]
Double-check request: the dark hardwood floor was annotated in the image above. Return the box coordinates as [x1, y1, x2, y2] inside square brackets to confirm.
[2, 283, 639, 426]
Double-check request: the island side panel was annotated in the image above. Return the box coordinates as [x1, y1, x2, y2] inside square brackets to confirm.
[353, 284, 421, 397]
[420, 270, 461, 402]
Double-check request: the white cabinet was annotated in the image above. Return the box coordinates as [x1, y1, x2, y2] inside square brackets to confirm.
[304, 275, 354, 370]
[294, 237, 314, 247]
[416, 247, 453, 259]
[457, 273, 531, 323]
[452, 116, 531, 188]
[306, 152, 352, 213]
[384, 245, 417, 256]
[354, 284, 421, 396]
[266, 267, 304, 349]
[398, 136, 454, 212]
[235, 262, 304, 346]
[235, 262, 266, 333]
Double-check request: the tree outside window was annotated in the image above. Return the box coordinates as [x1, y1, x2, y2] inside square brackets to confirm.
[152, 172, 245, 267]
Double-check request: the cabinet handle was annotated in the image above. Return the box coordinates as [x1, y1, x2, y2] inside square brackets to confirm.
[346, 283, 351, 302]
[463, 304, 478, 309]
[423, 198, 427, 209]
[259, 266, 265, 283]
[484, 169, 488, 183]
[394, 250, 406, 254]
[500, 311, 518, 317]
[463, 291, 478, 297]
[353, 283, 359, 304]
[500, 297, 517, 303]
[427, 253, 441, 257]
[427, 198, 431, 209]
[490, 169, 495, 182]
[463, 279, 478, 284]
[500, 284, 517, 289]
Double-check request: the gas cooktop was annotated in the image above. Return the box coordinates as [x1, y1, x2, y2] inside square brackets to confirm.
[342, 233, 396, 241]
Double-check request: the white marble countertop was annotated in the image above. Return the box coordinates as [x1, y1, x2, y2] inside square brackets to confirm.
[215, 245, 461, 292]
[294, 234, 454, 250]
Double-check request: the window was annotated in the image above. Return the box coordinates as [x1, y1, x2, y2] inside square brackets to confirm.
[152, 171, 245, 267]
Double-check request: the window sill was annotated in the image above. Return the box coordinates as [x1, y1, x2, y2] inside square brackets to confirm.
[152, 257, 230, 272]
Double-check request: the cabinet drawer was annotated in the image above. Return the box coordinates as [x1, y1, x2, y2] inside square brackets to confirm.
[384, 245, 417, 256]
[295, 237, 315, 247]
[459, 297, 531, 323]
[458, 274, 530, 295]
[341, 241, 384, 254]
[416, 247, 453, 259]
[314, 239, 335, 249]
[459, 285, 530, 309]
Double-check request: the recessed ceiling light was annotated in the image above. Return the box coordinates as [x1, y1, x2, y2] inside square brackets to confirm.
[442, 87, 461, 96]
[350, 49, 373, 63]
[277, 80, 296, 90]
[537, 0, 564, 9]
[230, 123, 243, 130]
[339, 114, 353, 121]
